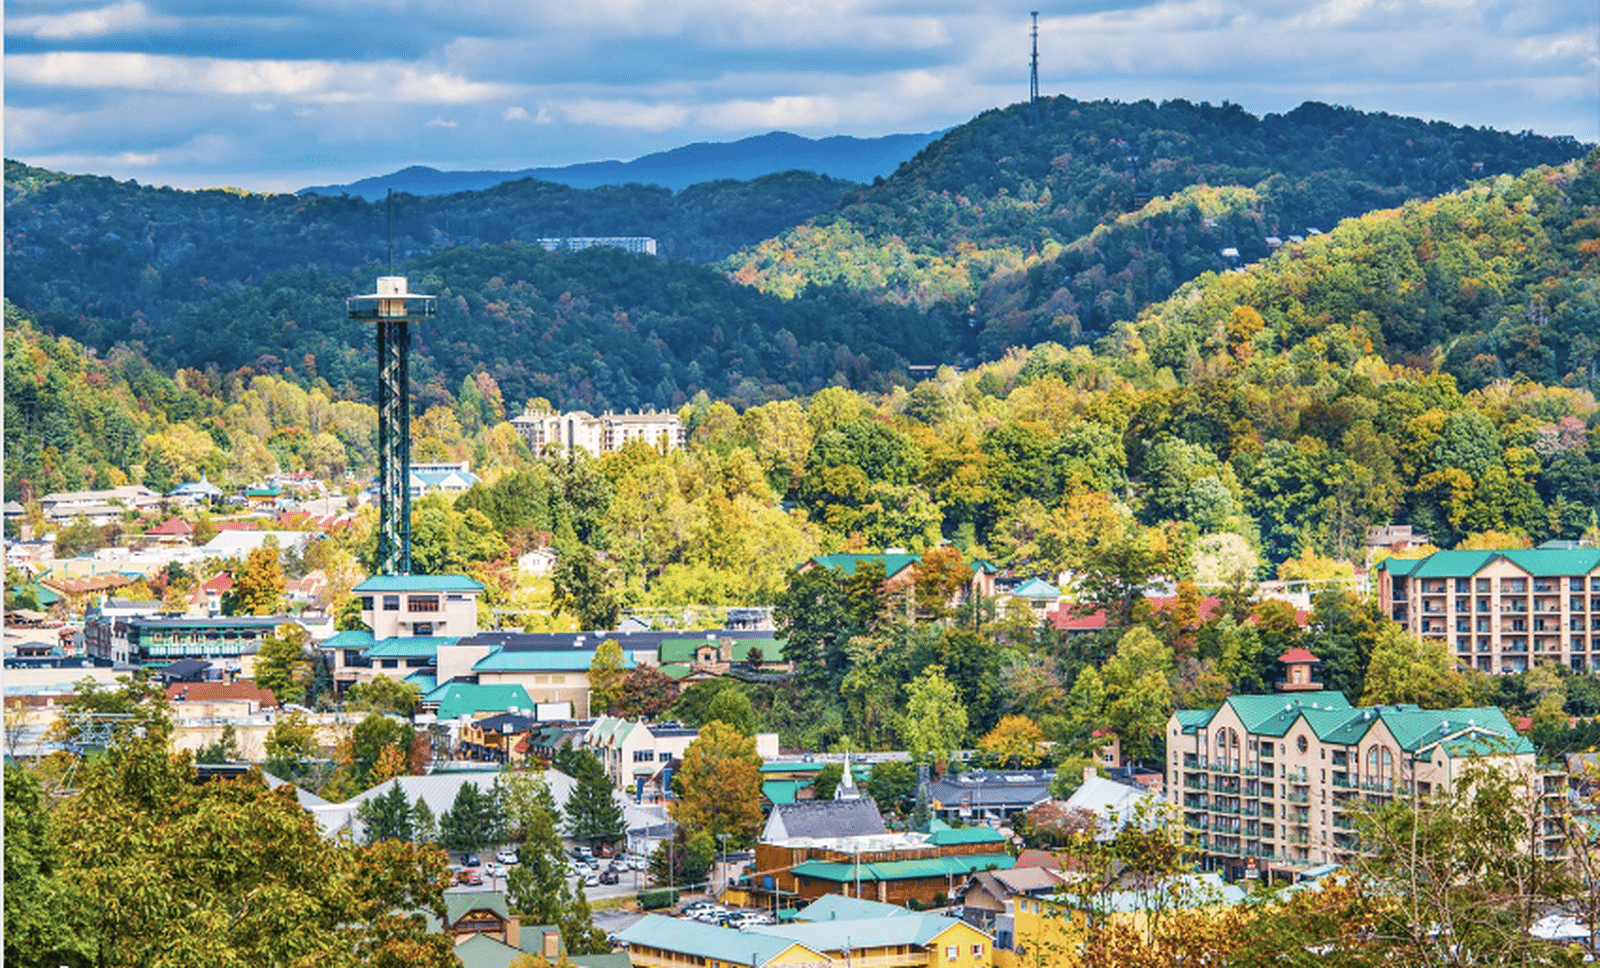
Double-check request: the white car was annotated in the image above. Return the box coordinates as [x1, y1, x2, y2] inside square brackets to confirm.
[584, 873, 600, 887]
[495, 850, 519, 865]
[484, 863, 507, 878]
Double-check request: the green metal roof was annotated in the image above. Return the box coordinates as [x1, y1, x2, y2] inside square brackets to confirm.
[450, 934, 519, 968]
[320, 630, 376, 650]
[353, 574, 485, 592]
[1223, 693, 1352, 737]
[754, 911, 986, 948]
[808, 553, 923, 577]
[658, 637, 774, 664]
[613, 914, 803, 966]
[656, 663, 692, 679]
[473, 648, 634, 672]
[403, 672, 438, 692]
[795, 894, 914, 921]
[925, 826, 1007, 846]
[1176, 692, 1531, 756]
[763, 779, 810, 804]
[1174, 708, 1216, 734]
[443, 890, 512, 926]
[1382, 548, 1600, 579]
[364, 635, 457, 659]
[586, 717, 639, 745]
[1011, 578, 1061, 598]
[790, 852, 1014, 883]
[426, 682, 535, 720]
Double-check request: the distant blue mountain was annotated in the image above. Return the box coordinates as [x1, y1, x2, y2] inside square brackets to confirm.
[298, 130, 941, 198]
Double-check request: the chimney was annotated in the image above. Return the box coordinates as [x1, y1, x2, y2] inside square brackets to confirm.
[1083, 765, 1097, 786]
[543, 930, 560, 959]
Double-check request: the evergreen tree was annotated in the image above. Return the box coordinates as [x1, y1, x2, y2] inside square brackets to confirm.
[504, 772, 606, 955]
[410, 795, 438, 844]
[558, 750, 624, 847]
[438, 780, 505, 853]
[357, 783, 415, 844]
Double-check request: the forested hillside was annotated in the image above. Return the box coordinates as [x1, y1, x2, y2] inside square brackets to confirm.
[11, 154, 1600, 567]
[6, 99, 1589, 417]
[726, 97, 1589, 358]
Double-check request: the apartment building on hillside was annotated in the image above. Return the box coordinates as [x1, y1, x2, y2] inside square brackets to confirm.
[510, 407, 684, 458]
[1167, 691, 1563, 882]
[1376, 548, 1600, 674]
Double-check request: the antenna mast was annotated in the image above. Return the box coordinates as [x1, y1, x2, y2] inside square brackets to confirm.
[1029, 11, 1041, 125]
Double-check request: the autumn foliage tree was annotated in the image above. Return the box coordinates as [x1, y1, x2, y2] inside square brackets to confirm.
[671, 720, 764, 846]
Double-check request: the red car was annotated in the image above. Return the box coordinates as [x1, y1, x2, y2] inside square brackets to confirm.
[454, 869, 484, 887]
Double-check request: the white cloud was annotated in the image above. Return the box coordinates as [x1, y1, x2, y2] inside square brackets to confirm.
[425, 116, 459, 128]
[6, 1, 168, 40]
[503, 105, 531, 121]
[5, 52, 517, 105]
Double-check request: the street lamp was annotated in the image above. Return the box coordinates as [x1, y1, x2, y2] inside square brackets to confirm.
[717, 832, 731, 901]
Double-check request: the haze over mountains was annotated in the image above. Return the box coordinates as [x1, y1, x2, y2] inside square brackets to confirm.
[297, 130, 942, 199]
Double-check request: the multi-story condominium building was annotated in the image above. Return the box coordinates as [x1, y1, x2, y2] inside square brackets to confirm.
[510, 407, 684, 458]
[84, 612, 291, 671]
[1166, 688, 1562, 881]
[536, 236, 657, 255]
[1376, 548, 1600, 674]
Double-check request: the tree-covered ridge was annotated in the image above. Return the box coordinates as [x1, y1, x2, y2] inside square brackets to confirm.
[724, 97, 1588, 349]
[1121, 151, 1600, 388]
[3, 159, 852, 343]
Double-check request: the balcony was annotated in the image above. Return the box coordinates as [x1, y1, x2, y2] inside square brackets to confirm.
[1285, 791, 1310, 803]
[1183, 754, 1202, 769]
[1331, 774, 1354, 789]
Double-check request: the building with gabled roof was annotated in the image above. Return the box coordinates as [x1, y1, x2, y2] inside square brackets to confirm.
[802, 552, 1000, 602]
[1376, 547, 1600, 674]
[1167, 690, 1559, 881]
[614, 910, 994, 968]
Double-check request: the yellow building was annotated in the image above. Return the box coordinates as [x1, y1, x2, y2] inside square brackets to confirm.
[614, 911, 994, 968]
[983, 872, 1248, 968]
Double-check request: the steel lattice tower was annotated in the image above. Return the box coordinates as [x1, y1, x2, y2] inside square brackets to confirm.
[348, 277, 435, 574]
[1029, 11, 1041, 126]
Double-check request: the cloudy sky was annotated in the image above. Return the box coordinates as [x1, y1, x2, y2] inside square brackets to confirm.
[6, 0, 1597, 193]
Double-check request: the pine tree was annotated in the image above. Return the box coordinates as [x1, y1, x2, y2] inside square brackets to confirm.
[438, 780, 504, 853]
[559, 750, 623, 847]
[504, 771, 606, 955]
[411, 795, 438, 844]
[358, 783, 415, 844]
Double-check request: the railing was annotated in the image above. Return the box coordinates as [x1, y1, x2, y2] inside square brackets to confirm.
[1331, 775, 1354, 789]
[1285, 791, 1310, 803]
[1214, 802, 1241, 815]
[1242, 805, 1262, 817]
[1286, 833, 1311, 845]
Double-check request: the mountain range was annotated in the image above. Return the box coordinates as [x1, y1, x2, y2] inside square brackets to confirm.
[297, 130, 941, 198]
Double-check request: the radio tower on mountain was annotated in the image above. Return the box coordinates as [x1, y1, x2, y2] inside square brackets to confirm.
[1029, 11, 1041, 126]
[347, 222, 435, 575]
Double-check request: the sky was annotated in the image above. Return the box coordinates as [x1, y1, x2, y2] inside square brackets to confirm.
[6, 0, 1598, 194]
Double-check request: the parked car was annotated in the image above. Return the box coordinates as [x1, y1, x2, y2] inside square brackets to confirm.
[484, 863, 507, 878]
[583, 873, 599, 887]
[727, 911, 772, 928]
[599, 869, 620, 885]
[454, 869, 483, 887]
[495, 850, 519, 865]
[462, 853, 481, 867]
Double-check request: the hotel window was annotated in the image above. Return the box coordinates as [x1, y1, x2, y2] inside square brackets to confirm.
[360, 596, 373, 610]
[409, 595, 440, 613]
[946, 946, 960, 960]
[414, 623, 433, 636]
[972, 944, 985, 956]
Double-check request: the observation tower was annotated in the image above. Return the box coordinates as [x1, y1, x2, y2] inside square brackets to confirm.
[348, 276, 435, 574]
